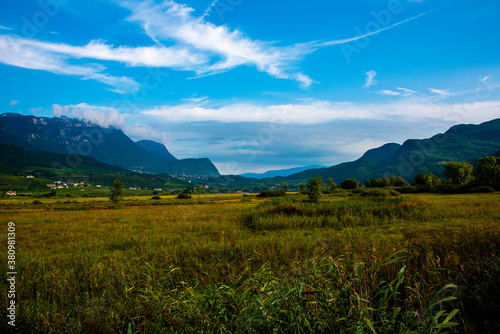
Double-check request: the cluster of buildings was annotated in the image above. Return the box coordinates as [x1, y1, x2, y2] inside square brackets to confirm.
[46, 181, 91, 189]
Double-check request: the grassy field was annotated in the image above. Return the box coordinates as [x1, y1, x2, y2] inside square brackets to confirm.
[1, 192, 500, 333]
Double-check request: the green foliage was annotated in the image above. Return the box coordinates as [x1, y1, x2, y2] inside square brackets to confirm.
[299, 183, 306, 193]
[468, 257, 500, 331]
[445, 161, 474, 185]
[109, 179, 124, 205]
[258, 190, 286, 197]
[476, 156, 500, 190]
[177, 192, 192, 199]
[3, 192, 500, 333]
[151, 195, 161, 200]
[306, 175, 323, 203]
[365, 176, 407, 188]
[283, 182, 288, 192]
[412, 172, 445, 187]
[470, 186, 495, 193]
[340, 178, 362, 190]
[327, 177, 338, 191]
[197, 185, 204, 199]
[360, 189, 401, 197]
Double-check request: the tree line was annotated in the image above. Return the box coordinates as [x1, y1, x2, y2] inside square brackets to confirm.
[299, 155, 500, 202]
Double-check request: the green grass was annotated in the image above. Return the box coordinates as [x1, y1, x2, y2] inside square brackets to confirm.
[1, 192, 499, 333]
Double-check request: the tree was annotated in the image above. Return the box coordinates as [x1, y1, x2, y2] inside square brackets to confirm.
[394, 176, 407, 187]
[196, 185, 204, 199]
[412, 172, 440, 187]
[327, 177, 337, 192]
[306, 175, 323, 203]
[340, 179, 361, 190]
[299, 183, 306, 193]
[283, 182, 288, 192]
[476, 156, 500, 189]
[109, 179, 124, 205]
[445, 161, 474, 185]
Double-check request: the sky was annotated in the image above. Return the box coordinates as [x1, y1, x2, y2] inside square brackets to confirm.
[1, 0, 500, 174]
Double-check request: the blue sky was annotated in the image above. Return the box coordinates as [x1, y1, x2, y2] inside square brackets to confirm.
[1, 0, 499, 174]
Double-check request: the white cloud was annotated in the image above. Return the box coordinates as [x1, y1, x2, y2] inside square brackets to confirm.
[139, 99, 500, 125]
[397, 87, 416, 95]
[0, 25, 13, 30]
[315, 13, 427, 48]
[376, 89, 400, 96]
[429, 88, 451, 97]
[29, 107, 43, 114]
[52, 104, 69, 117]
[10, 100, 19, 106]
[0, 35, 139, 93]
[120, 0, 314, 86]
[364, 70, 377, 88]
[0, 2, 425, 90]
[20, 37, 207, 69]
[203, 0, 220, 18]
[376, 87, 417, 96]
[52, 103, 126, 128]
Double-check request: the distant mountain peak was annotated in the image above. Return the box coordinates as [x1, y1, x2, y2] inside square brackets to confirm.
[359, 143, 401, 161]
[135, 140, 177, 161]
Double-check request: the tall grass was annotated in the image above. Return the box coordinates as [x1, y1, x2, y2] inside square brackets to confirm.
[1, 193, 499, 332]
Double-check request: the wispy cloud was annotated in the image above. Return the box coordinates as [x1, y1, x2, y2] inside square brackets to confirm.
[9, 100, 19, 106]
[376, 89, 400, 96]
[376, 87, 416, 96]
[397, 87, 416, 95]
[0, 35, 140, 93]
[203, 0, 220, 18]
[0, 1, 426, 90]
[313, 12, 427, 48]
[120, 0, 316, 86]
[0, 25, 13, 31]
[364, 70, 377, 88]
[429, 88, 451, 97]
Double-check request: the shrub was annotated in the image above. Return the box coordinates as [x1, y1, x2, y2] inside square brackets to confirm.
[32, 200, 43, 205]
[359, 189, 400, 197]
[151, 195, 161, 200]
[470, 186, 495, 193]
[177, 193, 192, 199]
[341, 179, 362, 190]
[258, 190, 286, 198]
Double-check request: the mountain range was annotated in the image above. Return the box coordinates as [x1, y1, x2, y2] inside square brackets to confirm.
[1, 113, 499, 186]
[240, 165, 326, 179]
[282, 118, 500, 183]
[0, 113, 220, 177]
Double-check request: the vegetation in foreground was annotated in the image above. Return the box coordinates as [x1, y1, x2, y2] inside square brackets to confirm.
[1, 192, 499, 333]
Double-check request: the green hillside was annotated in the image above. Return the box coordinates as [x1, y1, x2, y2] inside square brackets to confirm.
[285, 118, 500, 184]
[0, 143, 190, 191]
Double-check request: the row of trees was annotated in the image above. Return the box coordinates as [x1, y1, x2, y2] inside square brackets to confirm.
[300, 155, 499, 202]
[365, 176, 407, 188]
[414, 156, 500, 189]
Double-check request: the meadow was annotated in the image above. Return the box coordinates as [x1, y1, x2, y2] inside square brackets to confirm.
[1, 192, 499, 333]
